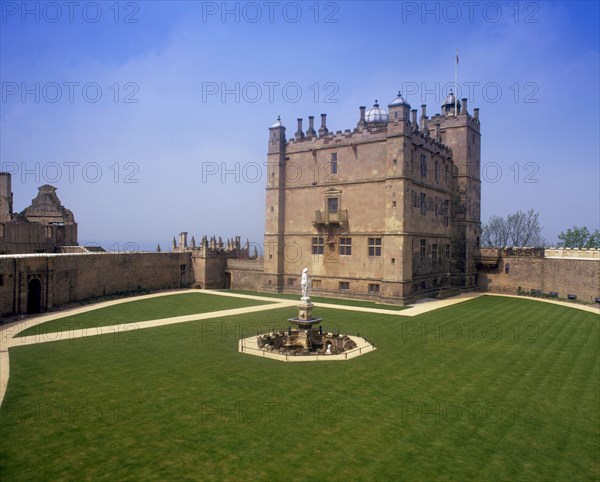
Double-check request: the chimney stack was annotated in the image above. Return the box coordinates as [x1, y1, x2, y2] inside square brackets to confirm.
[473, 108, 479, 120]
[420, 104, 429, 135]
[411, 109, 418, 131]
[461, 98, 467, 114]
[306, 116, 316, 137]
[318, 113, 329, 137]
[357, 106, 367, 129]
[179, 232, 188, 250]
[295, 118, 305, 140]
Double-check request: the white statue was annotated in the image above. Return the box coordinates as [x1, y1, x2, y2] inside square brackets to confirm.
[301, 267, 309, 299]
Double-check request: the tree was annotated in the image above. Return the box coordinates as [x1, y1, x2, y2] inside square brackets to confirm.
[557, 226, 600, 248]
[481, 209, 545, 247]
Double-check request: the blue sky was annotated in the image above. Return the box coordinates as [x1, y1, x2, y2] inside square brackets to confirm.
[1, 0, 598, 251]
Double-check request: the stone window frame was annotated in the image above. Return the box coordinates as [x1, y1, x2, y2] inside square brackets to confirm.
[445, 244, 451, 259]
[339, 281, 350, 291]
[368, 283, 380, 294]
[420, 239, 427, 259]
[432, 243, 438, 261]
[420, 154, 427, 177]
[339, 237, 352, 256]
[368, 237, 382, 257]
[331, 152, 338, 175]
[312, 236, 325, 255]
[420, 193, 427, 215]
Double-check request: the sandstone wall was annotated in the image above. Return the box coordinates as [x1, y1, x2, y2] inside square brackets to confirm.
[478, 249, 599, 304]
[0, 252, 192, 319]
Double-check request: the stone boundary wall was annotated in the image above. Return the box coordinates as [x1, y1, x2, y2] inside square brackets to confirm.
[0, 252, 193, 319]
[478, 250, 599, 304]
[226, 258, 264, 290]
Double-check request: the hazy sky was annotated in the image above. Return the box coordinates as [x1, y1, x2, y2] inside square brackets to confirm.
[1, 1, 598, 251]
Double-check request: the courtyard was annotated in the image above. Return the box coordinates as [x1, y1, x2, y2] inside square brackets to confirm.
[0, 291, 598, 481]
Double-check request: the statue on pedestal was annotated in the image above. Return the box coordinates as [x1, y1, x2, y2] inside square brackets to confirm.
[301, 267, 310, 300]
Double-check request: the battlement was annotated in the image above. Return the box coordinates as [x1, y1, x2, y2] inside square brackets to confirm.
[271, 93, 478, 156]
[171, 232, 256, 259]
[545, 248, 600, 259]
[480, 247, 600, 260]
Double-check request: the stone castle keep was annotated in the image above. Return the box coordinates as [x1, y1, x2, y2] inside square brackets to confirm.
[263, 92, 481, 303]
[0, 91, 599, 318]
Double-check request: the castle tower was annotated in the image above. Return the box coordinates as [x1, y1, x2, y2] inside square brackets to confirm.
[430, 94, 481, 288]
[263, 116, 287, 291]
[0, 172, 13, 222]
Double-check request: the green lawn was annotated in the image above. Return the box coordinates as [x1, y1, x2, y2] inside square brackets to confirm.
[15, 292, 273, 338]
[228, 289, 409, 311]
[1, 295, 598, 481]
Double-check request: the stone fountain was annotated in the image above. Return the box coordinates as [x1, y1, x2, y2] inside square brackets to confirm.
[256, 268, 357, 356]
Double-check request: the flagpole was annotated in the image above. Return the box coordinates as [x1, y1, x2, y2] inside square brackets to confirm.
[454, 49, 458, 116]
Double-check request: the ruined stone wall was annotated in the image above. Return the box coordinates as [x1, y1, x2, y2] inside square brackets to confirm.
[0, 252, 192, 319]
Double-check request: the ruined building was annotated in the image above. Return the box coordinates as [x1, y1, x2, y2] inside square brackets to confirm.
[0, 173, 78, 254]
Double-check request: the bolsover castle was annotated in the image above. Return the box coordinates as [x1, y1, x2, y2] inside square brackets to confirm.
[1, 91, 599, 318]
[263, 92, 481, 303]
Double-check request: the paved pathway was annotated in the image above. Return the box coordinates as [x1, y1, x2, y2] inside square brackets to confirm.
[1, 290, 597, 406]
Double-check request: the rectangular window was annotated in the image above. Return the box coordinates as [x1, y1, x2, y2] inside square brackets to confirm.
[392, 200, 397, 208]
[312, 279, 322, 289]
[180, 264, 186, 271]
[432, 243, 438, 261]
[420, 193, 427, 215]
[443, 200, 449, 226]
[339, 281, 350, 291]
[312, 237, 324, 255]
[420, 154, 427, 177]
[368, 237, 382, 256]
[327, 197, 339, 213]
[435, 160, 439, 183]
[287, 278, 295, 286]
[368, 283, 380, 294]
[445, 244, 450, 258]
[0, 274, 4, 287]
[339, 237, 352, 256]
[504, 263, 510, 274]
[420, 239, 427, 259]
[331, 153, 338, 174]
[445, 164, 449, 183]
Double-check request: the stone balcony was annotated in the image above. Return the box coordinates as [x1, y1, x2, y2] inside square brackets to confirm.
[313, 209, 348, 226]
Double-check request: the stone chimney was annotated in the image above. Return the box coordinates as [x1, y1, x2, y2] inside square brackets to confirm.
[461, 98, 467, 114]
[179, 232, 188, 250]
[295, 118, 305, 140]
[411, 109, 418, 131]
[318, 113, 329, 137]
[306, 116, 316, 138]
[357, 106, 367, 129]
[473, 108, 479, 120]
[420, 104, 429, 135]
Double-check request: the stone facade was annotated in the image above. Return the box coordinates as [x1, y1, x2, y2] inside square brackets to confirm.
[263, 92, 481, 303]
[477, 248, 600, 304]
[0, 175, 78, 254]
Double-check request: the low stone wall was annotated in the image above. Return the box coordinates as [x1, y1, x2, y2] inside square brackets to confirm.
[478, 253, 600, 304]
[226, 258, 264, 290]
[0, 252, 193, 319]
